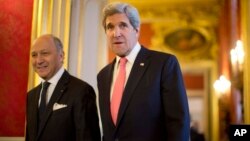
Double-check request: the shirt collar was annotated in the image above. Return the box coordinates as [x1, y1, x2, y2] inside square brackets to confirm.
[115, 42, 141, 64]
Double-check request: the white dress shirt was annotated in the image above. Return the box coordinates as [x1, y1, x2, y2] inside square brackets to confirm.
[110, 42, 141, 100]
[39, 66, 65, 106]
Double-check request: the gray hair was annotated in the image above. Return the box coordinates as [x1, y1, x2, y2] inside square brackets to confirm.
[102, 2, 140, 31]
[51, 35, 63, 52]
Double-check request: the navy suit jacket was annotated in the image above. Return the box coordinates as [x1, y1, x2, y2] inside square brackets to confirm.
[97, 46, 190, 141]
[26, 70, 101, 141]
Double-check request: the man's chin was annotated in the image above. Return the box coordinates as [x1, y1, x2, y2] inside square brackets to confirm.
[37, 72, 48, 79]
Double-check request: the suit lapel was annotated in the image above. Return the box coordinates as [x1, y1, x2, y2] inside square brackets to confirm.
[37, 71, 70, 138]
[103, 60, 117, 127]
[29, 84, 42, 139]
[116, 47, 150, 126]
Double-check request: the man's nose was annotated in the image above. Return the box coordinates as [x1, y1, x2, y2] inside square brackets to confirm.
[113, 27, 121, 37]
[36, 54, 44, 64]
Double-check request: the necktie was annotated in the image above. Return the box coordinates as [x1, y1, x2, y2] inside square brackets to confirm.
[111, 57, 127, 125]
[39, 81, 50, 120]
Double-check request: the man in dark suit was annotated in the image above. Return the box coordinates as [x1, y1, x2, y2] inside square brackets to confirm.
[97, 2, 190, 141]
[26, 34, 100, 141]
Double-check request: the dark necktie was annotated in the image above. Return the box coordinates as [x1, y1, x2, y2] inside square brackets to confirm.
[39, 81, 50, 121]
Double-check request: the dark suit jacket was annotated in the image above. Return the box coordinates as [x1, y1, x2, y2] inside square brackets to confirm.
[190, 127, 205, 141]
[26, 70, 100, 141]
[97, 46, 190, 141]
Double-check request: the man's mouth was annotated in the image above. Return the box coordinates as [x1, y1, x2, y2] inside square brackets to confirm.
[37, 66, 47, 71]
[113, 41, 123, 44]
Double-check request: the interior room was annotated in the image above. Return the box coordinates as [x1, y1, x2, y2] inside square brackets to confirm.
[0, 0, 249, 141]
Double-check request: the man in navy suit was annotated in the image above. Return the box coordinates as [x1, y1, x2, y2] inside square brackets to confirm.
[26, 34, 100, 141]
[97, 2, 190, 141]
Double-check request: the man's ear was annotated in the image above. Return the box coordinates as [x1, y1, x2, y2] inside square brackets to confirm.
[135, 27, 140, 33]
[60, 51, 65, 62]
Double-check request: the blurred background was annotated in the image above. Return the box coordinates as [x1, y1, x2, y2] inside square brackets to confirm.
[0, 0, 249, 141]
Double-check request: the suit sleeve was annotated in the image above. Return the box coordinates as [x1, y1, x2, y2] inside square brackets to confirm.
[161, 55, 190, 141]
[25, 94, 29, 141]
[74, 85, 101, 141]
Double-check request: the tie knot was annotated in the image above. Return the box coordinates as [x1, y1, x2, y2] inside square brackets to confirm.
[119, 57, 127, 66]
[43, 81, 50, 89]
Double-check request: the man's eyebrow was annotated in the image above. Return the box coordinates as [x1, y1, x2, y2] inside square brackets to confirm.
[120, 22, 128, 25]
[106, 21, 128, 26]
[106, 22, 113, 26]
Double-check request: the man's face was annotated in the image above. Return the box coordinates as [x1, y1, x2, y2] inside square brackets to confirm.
[31, 36, 64, 80]
[105, 13, 139, 57]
